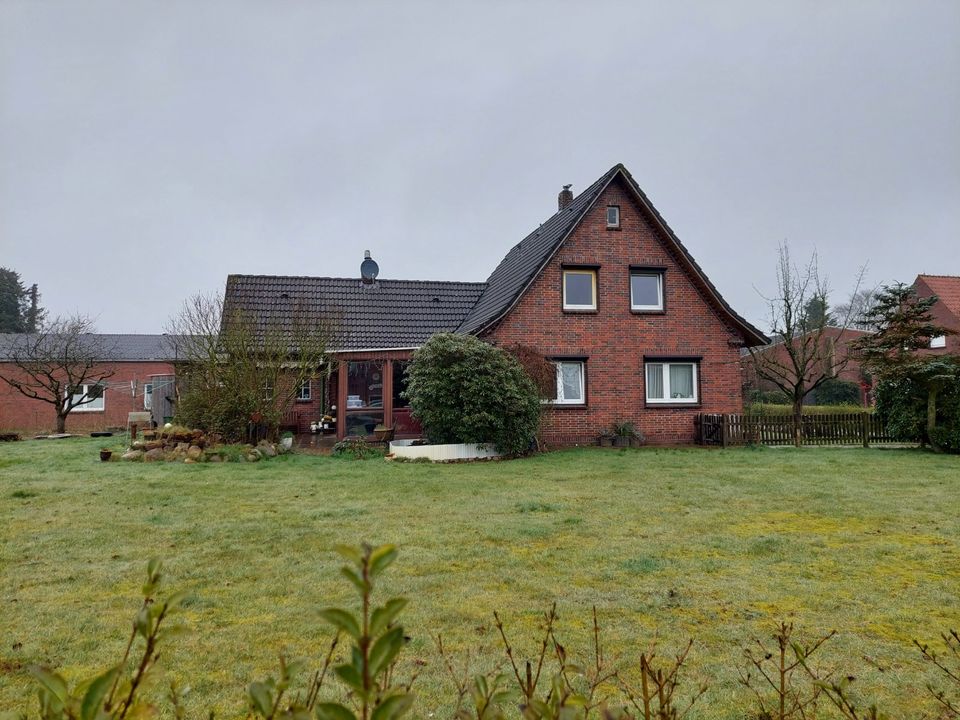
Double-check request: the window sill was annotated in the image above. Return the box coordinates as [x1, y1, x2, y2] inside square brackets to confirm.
[546, 403, 587, 409]
[73, 409, 105, 413]
[606, 226, 621, 231]
[295, 399, 313, 403]
[631, 309, 665, 315]
[645, 402, 700, 409]
[562, 309, 598, 315]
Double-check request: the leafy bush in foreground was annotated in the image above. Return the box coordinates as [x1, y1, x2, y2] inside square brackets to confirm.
[404, 334, 541, 455]
[7, 547, 959, 720]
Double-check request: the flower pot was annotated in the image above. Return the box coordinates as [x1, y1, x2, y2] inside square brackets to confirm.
[280, 437, 294, 450]
[99, 449, 113, 462]
[374, 428, 395, 442]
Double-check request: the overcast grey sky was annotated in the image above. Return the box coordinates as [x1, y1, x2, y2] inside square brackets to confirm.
[1, 0, 958, 333]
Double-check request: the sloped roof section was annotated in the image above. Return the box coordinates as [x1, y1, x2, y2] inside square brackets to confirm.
[917, 274, 960, 317]
[457, 166, 619, 335]
[0, 334, 179, 361]
[223, 275, 487, 352]
[457, 163, 768, 346]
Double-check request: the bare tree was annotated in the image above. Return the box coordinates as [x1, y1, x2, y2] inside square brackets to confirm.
[833, 287, 879, 330]
[166, 292, 340, 442]
[0, 315, 117, 433]
[748, 244, 864, 446]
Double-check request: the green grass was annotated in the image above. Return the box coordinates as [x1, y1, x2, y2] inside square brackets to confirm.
[1, 438, 958, 717]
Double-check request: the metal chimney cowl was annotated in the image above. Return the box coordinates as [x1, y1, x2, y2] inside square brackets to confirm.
[360, 250, 379, 285]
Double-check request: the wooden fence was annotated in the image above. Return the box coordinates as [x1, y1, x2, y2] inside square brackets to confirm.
[696, 412, 896, 447]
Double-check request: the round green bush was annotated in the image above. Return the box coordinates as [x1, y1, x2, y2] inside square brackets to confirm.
[813, 378, 862, 405]
[404, 333, 541, 455]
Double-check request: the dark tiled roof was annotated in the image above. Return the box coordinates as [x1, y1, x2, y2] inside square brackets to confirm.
[223, 275, 487, 351]
[457, 167, 618, 335]
[457, 163, 769, 346]
[0, 334, 179, 361]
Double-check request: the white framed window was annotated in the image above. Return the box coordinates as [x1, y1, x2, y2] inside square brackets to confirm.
[645, 362, 698, 404]
[930, 335, 946, 349]
[549, 361, 585, 405]
[606, 205, 620, 228]
[143, 382, 153, 410]
[296, 379, 312, 401]
[562, 269, 597, 310]
[68, 383, 106, 412]
[262, 379, 274, 401]
[630, 272, 664, 311]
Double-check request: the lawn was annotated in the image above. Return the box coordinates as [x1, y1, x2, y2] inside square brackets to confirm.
[1, 438, 957, 717]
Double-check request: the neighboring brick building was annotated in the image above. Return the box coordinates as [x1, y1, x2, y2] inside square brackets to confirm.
[740, 327, 873, 406]
[0, 335, 177, 434]
[225, 164, 767, 445]
[914, 274, 960, 355]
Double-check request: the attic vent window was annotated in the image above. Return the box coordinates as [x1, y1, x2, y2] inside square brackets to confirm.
[606, 205, 620, 229]
[280, 293, 289, 299]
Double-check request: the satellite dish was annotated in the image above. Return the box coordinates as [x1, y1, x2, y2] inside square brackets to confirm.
[360, 250, 379, 283]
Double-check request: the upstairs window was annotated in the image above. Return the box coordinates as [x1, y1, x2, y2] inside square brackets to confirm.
[645, 362, 698, 404]
[550, 361, 585, 405]
[562, 269, 597, 311]
[630, 271, 664, 311]
[930, 335, 946, 349]
[606, 205, 620, 228]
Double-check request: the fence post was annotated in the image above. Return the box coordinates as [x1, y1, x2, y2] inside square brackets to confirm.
[721, 414, 729, 448]
[861, 411, 869, 448]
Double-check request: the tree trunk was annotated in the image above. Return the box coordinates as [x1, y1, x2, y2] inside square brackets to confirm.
[927, 387, 940, 451]
[792, 397, 803, 447]
[55, 412, 67, 434]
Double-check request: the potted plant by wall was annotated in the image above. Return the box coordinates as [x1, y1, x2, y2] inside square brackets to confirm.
[373, 423, 394, 442]
[612, 421, 637, 448]
[279, 431, 295, 451]
[99, 448, 113, 462]
[598, 428, 615, 447]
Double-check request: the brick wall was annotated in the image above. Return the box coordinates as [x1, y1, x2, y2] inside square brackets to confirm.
[0, 361, 175, 434]
[914, 276, 960, 355]
[482, 178, 750, 445]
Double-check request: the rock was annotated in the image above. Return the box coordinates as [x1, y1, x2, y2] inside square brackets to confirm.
[207, 454, 223, 462]
[186, 445, 203, 461]
[144, 448, 165, 462]
[175, 442, 190, 453]
[258, 442, 277, 458]
[184, 458, 196, 464]
[121, 450, 144, 461]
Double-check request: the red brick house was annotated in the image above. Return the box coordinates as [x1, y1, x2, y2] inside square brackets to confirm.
[914, 274, 960, 354]
[224, 164, 768, 444]
[0, 335, 177, 433]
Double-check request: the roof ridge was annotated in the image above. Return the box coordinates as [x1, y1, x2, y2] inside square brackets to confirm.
[228, 273, 486, 286]
[917, 273, 960, 279]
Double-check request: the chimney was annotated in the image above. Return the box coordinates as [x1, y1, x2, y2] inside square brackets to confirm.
[558, 184, 573, 210]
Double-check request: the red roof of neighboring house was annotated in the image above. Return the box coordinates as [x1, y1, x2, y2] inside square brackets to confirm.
[917, 274, 960, 317]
